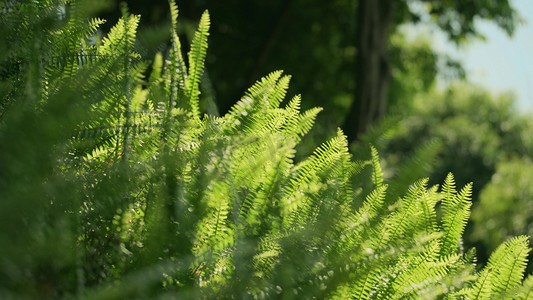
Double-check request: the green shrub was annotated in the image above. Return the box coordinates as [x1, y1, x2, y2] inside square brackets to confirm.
[379, 84, 533, 271]
[471, 157, 533, 273]
[0, 1, 531, 298]
[382, 85, 533, 195]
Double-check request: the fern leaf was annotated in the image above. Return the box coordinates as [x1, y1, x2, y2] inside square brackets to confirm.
[285, 94, 302, 112]
[281, 95, 322, 142]
[244, 70, 283, 104]
[352, 267, 381, 300]
[442, 173, 457, 205]
[167, 32, 188, 109]
[468, 267, 494, 300]
[391, 243, 461, 297]
[370, 145, 384, 188]
[226, 71, 282, 118]
[288, 130, 348, 197]
[99, 14, 140, 56]
[500, 274, 533, 300]
[269, 74, 291, 109]
[388, 178, 428, 241]
[354, 184, 388, 227]
[440, 180, 472, 256]
[292, 107, 323, 139]
[165, 2, 189, 115]
[488, 235, 530, 295]
[419, 184, 439, 234]
[222, 71, 285, 135]
[237, 136, 295, 232]
[186, 10, 210, 118]
[253, 236, 282, 279]
[149, 52, 163, 84]
[169, 0, 179, 31]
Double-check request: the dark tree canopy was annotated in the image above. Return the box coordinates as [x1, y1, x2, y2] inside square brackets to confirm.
[343, 0, 519, 142]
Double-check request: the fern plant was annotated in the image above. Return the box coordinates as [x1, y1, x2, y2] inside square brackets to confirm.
[0, 1, 531, 299]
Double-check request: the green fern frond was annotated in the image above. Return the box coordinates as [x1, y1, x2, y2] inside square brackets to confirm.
[467, 267, 494, 300]
[84, 142, 115, 162]
[355, 185, 388, 227]
[253, 108, 288, 133]
[285, 94, 302, 112]
[287, 107, 323, 141]
[65, 0, 107, 42]
[402, 254, 462, 298]
[499, 274, 533, 300]
[488, 235, 530, 295]
[253, 236, 282, 279]
[193, 182, 234, 256]
[335, 184, 388, 251]
[442, 172, 457, 204]
[236, 136, 295, 232]
[223, 71, 284, 135]
[169, 0, 179, 31]
[149, 52, 164, 84]
[352, 267, 382, 300]
[370, 145, 384, 188]
[460, 236, 530, 299]
[269, 74, 291, 109]
[98, 14, 140, 57]
[385, 241, 456, 297]
[417, 184, 439, 234]
[388, 178, 429, 241]
[440, 181, 472, 256]
[244, 70, 283, 104]
[287, 130, 351, 216]
[168, 12, 189, 114]
[50, 10, 106, 79]
[186, 10, 210, 118]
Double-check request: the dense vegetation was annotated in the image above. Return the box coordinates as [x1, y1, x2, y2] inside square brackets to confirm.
[377, 85, 533, 272]
[0, 1, 531, 298]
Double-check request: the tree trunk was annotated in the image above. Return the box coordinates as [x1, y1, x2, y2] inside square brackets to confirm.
[343, 0, 393, 143]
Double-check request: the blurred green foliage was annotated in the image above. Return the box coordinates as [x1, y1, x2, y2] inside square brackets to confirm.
[388, 33, 438, 112]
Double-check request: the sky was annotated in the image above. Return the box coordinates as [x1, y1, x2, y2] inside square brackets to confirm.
[404, 0, 533, 112]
